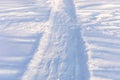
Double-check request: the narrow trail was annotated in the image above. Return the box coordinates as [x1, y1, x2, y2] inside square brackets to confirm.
[0, 0, 119, 80]
[21, 0, 89, 80]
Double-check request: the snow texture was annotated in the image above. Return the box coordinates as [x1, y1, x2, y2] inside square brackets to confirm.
[0, 0, 120, 80]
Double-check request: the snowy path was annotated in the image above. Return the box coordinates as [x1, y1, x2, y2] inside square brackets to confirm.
[22, 0, 89, 80]
[0, 0, 120, 80]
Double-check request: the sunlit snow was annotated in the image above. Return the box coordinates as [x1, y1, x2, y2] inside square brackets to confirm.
[0, 0, 120, 80]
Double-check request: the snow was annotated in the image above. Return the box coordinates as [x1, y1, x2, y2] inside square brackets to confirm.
[0, 0, 120, 80]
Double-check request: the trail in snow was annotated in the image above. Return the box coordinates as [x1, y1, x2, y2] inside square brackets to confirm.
[21, 0, 89, 80]
[0, 0, 120, 80]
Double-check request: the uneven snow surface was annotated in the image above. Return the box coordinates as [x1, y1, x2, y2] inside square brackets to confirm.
[0, 0, 120, 80]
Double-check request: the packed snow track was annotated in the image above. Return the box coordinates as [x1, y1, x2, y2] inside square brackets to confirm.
[0, 0, 120, 80]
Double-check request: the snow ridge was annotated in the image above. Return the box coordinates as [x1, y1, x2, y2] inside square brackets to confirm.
[21, 0, 89, 80]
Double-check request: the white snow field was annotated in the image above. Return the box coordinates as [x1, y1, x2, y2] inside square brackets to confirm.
[0, 0, 120, 80]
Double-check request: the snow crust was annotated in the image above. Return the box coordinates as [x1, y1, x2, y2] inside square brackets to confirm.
[0, 0, 120, 80]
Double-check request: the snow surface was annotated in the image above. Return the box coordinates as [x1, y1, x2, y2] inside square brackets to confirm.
[0, 0, 120, 80]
